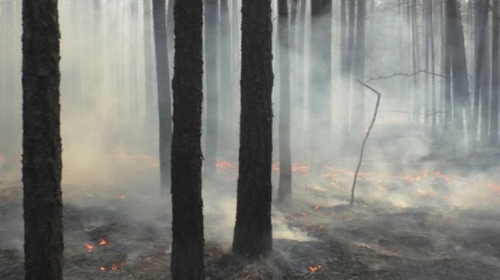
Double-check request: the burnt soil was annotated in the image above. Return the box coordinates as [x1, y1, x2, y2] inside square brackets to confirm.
[1, 180, 500, 280]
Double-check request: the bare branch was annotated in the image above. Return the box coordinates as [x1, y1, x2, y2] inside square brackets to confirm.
[365, 69, 445, 82]
[350, 80, 382, 206]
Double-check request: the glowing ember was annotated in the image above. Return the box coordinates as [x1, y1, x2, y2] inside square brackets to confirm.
[308, 265, 322, 273]
[84, 243, 94, 253]
[118, 194, 125, 200]
[99, 263, 122, 271]
[98, 238, 109, 246]
[314, 205, 319, 210]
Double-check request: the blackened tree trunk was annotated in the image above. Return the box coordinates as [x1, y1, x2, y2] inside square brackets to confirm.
[232, 0, 273, 259]
[22, 0, 63, 278]
[144, 0, 156, 123]
[170, 0, 205, 278]
[309, 0, 332, 174]
[446, 0, 471, 153]
[204, 0, 219, 178]
[277, 0, 292, 204]
[153, 0, 172, 194]
[353, 0, 366, 133]
[491, 0, 499, 145]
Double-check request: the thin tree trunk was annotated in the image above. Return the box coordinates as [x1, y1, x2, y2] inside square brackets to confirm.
[233, 0, 273, 259]
[144, 0, 156, 124]
[309, 0, 332, 174]
[204, 0, 220, 178]
[347, 0, 356, 131]
[354, 0, 366, 133]
[170, 0, 205, 278]
[220, 0, 234, 147]
[278, 0, 292, 204]
[491, 0, 499, 145]
[153, 0, 172, 194]
[472, 0, 488, 149]
[22, 0, 63, 278]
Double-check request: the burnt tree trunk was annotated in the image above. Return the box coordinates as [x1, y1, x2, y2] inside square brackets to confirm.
[153, 0, 172, 194]
[277, 0, 292, 204]
[491, 0, 499, 145]
[170, 0, 205, 278]
[232, 0, 274, 259]
[204, 0, 219, 178]
[22, 0, 63, 278]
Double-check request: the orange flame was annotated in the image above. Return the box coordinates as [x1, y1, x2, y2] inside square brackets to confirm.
[99, 266, 106, 271]
[84, 243, 94, 253]
[308, 265, 322, 273]
[99, 239, 109, 246]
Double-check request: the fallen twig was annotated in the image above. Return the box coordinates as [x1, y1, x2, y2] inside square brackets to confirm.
[350, 80, 382, 206]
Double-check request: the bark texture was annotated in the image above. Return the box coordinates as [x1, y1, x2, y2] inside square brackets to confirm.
[232, 0, 274, 259]
[170, 0, 205, 278]
[22, 0, 63, 279]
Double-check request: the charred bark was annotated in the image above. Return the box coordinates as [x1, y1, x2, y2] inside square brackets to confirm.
[22, 0, 63, 278]
[170, 0, 205, 278]
[232, 0, 273, 259]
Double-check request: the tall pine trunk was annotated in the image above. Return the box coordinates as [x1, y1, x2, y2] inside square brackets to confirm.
[220, 0, 234, 147]
[233, 0, 274, 259]
[22, 0, 63, 278]
[277, 0, 292, 204]
[144, 0, 156, 124]
[153, 0, 172, 194]
[170, 0, 205, 278]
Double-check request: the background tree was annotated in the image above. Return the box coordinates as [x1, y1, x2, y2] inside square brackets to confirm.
[220, 0, 234, 146]
[22, 0, 63, 278]
[204, 0, 220, 178]
[277, 0, 292, 204]
[232, 0, 273, 259]
[309, 0, 332, 173]
[143, 0, 156, 124]
[446, 0, 471, 153]
[353, 0, 366, 133]
[491, 0, 499, 145]
[153, 0, 172, 194]
[170, 0, 205, 278]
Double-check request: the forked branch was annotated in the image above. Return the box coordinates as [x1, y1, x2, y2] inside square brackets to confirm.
[350, 80, 382, 206]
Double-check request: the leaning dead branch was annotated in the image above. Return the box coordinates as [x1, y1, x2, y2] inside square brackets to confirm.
[366, 70, 445, 82]
[350, 80, 382, 206]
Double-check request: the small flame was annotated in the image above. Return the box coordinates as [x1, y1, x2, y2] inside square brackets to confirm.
[308, 265, 322, 273]
[314, 205, 319, 210]
[84, 242, 94, 253]
[110, 263, 121, 271]
[99, 238, 109, 246]
[118, 194, 125, 200]
[99, 266, 106, 271]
